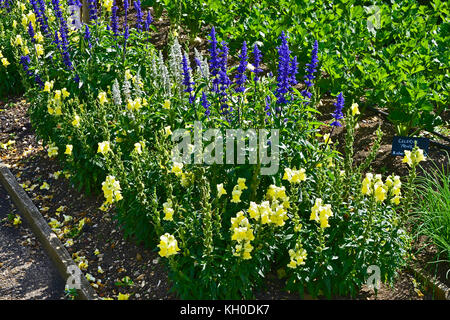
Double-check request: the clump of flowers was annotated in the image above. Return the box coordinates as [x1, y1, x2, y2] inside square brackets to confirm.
[230, 178, 247, 203]
[163, 199, 174, 221]
[158, 233, 180, 258]
[230, 211, 254, 260]
[282, 167, 306, 184]
[47, 143, 59, 158]
[310, 198, 333, 229]
[287, 243, 307, 269]
[247, 185, 290, 227]
[101, 175, 123, 205]
[402, 148, 426, 167]
[97, 141, 111, 155]
[361, 173, 402, 204]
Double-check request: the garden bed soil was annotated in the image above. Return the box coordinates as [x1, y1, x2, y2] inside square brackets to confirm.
[1, 95, 446, 300]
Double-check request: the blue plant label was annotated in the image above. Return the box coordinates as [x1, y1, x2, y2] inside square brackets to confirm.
[391, 136, 429, 156]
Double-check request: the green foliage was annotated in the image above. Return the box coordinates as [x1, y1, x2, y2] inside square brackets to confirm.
[148, 0, 449, 136]
[412, 158, 450, 263]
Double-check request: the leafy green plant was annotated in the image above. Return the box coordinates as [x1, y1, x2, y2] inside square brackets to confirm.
[412, 158, 450, 263]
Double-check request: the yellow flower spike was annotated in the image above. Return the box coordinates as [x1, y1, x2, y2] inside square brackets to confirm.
[65, 144, 73, 156]
[125, 69, 132, 80]
[163, 200, 174, 221]
[158, 233, 180, 258]
[43, 80, 54, 92]
[47, 144, 59, 157]
[54, 106, 62, 116]
[374, 182, 386, 202]
[237, 178, 247, 190]
[171, 162, 183, 176]
[98, 92, 108, 105]
[217, 183, 227, 198]
[323, 133, 332, 144]
[72, 114, 80, 127]
[21, 15, 28, 28]
[61, 88, 70, 99]
[97, 141, 111, 155]
[414, 148, 426, 164]
[134, 142, 142, 154]
[35, 32, 44, 43]
[35, 43, 44, 57]
[402, 150, 413, 167]
[53, 90, 62, 102]
[351, 103, 360, 116]
[22, 46, 30, 56]
[391, 195, 401, 205]
[163, 99, 171, 109]
[163, 126, 172, 137]
[231, 187, 242, 203]
[1, 58, 10, 67]
[102, 0, 113, 11]
[248, 202, 259, 220]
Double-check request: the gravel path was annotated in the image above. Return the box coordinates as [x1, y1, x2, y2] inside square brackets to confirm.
[0, 183, 65, 300]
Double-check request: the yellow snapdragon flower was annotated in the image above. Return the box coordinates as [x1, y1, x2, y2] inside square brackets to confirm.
[117, 293, 130, 300]
[164, 126, 172, 137]
[163, 99, 171, 109]
[171, 162, 183, 176]
[72, 114, 80, 127]
[373, 181, 386, 202]
[43, 80, 54, 92]
[217, 183, 227, 198]
[158, 233, 180, 258]
[98, 91, 108, 105]
[1, 58, 9, 67]
[97, 141, 111, 155]
[283, 167, 306, 184]
[127, 97, 142, 111]
[237, 178, 247, 190]
[231, 187, 242, 203]
[351, 103, 360, 116]
[35, 43, 44, 57]
[15, 34, 23, 46]
[102, 0, 114, 11]
[65, 144, 73, 156]
[323, 133, 332, 144]
[101, 175, 123, 204]
[35, 32, 44, 43]
[402, 148, 426, 167]
[47, 144, 59, 157]
[134, 142, 143, 154]
[310, 198, 333, 229]
[287, 246, 307, 269]
[163, 200, 174, 221]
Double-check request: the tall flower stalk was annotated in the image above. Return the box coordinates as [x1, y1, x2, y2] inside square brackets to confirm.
[235, 41, 248, 93]
[301, 40, 319, 103]
[208, 27, 220, 93]
[252, 44, 262, 83]
[331, 92, 344, 127]
[182, 53, 195, 104]
[110, 2, 119, 38]
[275, 32, 296, 114]
[133, 1, 143, 32]
[218, 41, 231, 120]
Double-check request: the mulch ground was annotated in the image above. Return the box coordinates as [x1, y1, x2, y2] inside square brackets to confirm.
[2, 94, 446, 300]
